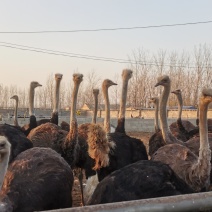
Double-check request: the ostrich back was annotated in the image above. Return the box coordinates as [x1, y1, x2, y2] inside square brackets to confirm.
[0, 124, 33, 163]
[21, 115, 37, 136]
[0, 147, 73, 212]
[148, 130, 166, 158]
[170, 120, 196, 132]
[28, 122, 68, 153]
[97, 132, 148, 181]
[88, 160, 194, 205]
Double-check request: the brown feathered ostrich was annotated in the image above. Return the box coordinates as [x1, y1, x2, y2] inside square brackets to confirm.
[148, 97, 165, 158]
[152, 75, 212, 192]
[169, 89, 196, 141]
[28, 74, 112, 205]
[0, 136, 73, 212]
[21, 81, 42, 136]
[37, 73, 63, 126]
[97, 69, 148, 182]
[83, 80, 117, 205]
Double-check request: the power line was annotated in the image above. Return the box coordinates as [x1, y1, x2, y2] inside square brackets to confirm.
[0, 21, 212, 34]
[0, 41, 212, 69]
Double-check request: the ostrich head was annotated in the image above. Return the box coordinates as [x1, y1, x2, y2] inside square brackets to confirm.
[73, 73, 83, 84]
[0, 136, 11, 162]
[155, 75, 170, 87]
[55, 73, 63, 81]
[122, 69, 133, 81]
[201, 88, 212, 103]
[102, 79, 117, 89]
[171, 89, 181, 95]
[10, 95, 18, 101]
[93, 89, 99, 96]
[30, 81, 42, 89]
[149, 97, 159, 105]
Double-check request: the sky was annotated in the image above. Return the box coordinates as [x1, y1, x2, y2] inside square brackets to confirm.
[0, 0, 212, 89]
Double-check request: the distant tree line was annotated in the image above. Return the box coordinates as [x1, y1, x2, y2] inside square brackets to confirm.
[1, 44, 212, 111]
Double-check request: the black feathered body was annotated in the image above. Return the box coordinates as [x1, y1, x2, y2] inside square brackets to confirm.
[0, 147, 73, 212]
[148, 130, 166, 158]
[97, 132, 148, 181]
[88, 160, 194, 205]
[0, 124, 33, 162]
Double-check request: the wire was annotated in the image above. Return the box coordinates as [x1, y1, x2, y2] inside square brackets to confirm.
[0, 21, 212, 33]
[0, 41, 212, 68]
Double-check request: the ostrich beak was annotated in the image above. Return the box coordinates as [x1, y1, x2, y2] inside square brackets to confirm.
[154, 82, 161, 87]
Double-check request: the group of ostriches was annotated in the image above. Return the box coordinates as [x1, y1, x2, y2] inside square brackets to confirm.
[0, 70, 212, 211]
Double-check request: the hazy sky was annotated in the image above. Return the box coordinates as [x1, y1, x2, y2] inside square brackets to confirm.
[0, 0, 212, 89]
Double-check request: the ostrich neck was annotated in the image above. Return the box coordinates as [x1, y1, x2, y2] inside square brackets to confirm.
[115, 78, 128, 133]
[70, 82, 80, 124]
[103, 87, 110, 133]
[191, 98, 211, 191]
[176, 94, 183, 120]
[0, 151, 10, 189]
[198, 101, 210, 152]
[13, 99, 19, 126]
[160, 84, 182, 144]
[119, 79, 128, 119]
[92, 94, 98, 124]
[29, 86, 35, 116]
[154, 102, 160, 132]
[63, 80, 80, 167]
[53, 80, 61, 113]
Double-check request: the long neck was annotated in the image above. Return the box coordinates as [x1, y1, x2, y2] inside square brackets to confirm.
[176, 94, 183, 120]
[192, 98, 211, 191]
[115, 78, 128, 133]
[70, 82, 79, 125]
[29, 86, 35, 116]
[13, 99, 19, 126]
[0, 150, 10, 189]
[159, 84, 182, 144]
[53, 80, 61, 113]
[103, 87, 111, 133]
[199, 100, 210, 151]
[154, 101, 160, 132]
[63, 81, 80, 168]
[92, 94, 98, 124]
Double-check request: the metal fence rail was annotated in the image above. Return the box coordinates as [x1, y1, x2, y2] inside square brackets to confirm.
[39, 191, 212, 212]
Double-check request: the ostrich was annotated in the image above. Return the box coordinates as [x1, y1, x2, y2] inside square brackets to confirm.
[83, 80, 117, 204]
[0, 136, 73, 212]
[29, 74, 111, 173]
[152, 75, 212, 192]
[28, 74, 112, 205]
[97, 69, 148, 182]
[88, 159, 194, 205]
[21, 81, 42, 136]
[37, 73, 63, 126]
[169, 89, 196, 141]
[148, 97, 165, 158]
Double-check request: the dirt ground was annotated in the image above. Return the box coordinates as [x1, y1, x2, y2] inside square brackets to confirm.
[72, 131, 153, 208]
